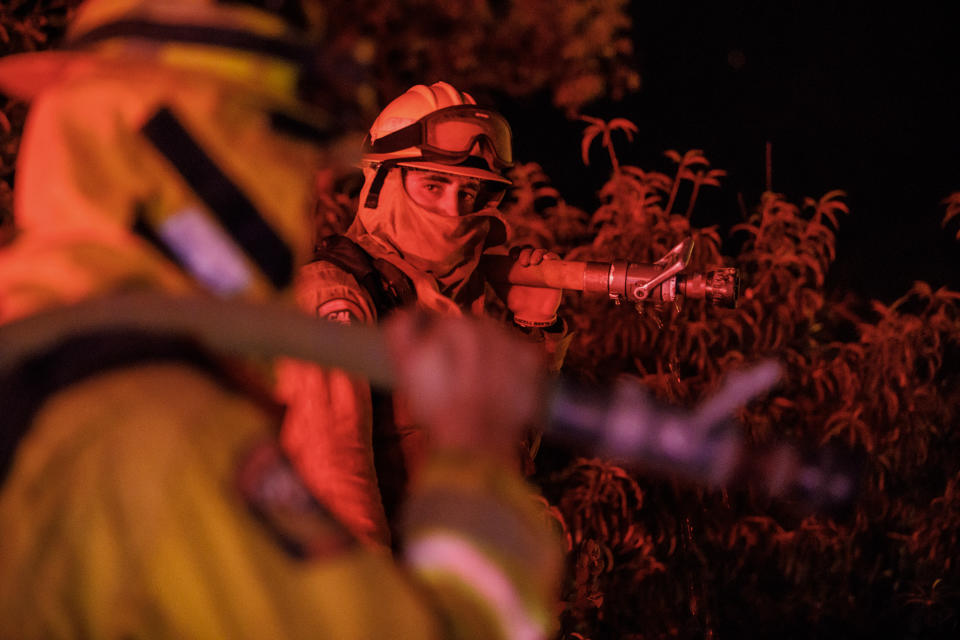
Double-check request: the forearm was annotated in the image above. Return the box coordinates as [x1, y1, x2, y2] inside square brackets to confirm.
[276, 357, 390, 547]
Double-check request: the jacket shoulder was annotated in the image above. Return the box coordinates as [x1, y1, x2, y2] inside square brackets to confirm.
[294, 260, 376, 325]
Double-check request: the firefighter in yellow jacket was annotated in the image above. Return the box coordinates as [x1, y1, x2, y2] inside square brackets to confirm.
[0, 1, 562, 638]
[276, 81, 571, 547]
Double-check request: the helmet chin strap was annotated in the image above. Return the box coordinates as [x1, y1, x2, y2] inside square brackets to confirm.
[363, 160, 401, 209]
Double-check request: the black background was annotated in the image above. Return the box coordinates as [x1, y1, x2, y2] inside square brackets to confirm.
[500, 3, 960, 303]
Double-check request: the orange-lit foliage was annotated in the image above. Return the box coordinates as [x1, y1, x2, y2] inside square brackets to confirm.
[322, 0, 639, 117]
[943, 192, 960, 240]
[508, 118, 960, 638]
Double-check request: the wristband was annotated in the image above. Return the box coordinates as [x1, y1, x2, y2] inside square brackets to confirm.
[512, 315, 558, 328]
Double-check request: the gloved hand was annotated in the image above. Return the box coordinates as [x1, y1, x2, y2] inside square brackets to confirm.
[385, 312, 544, 465]
[505, 246, 563, 328]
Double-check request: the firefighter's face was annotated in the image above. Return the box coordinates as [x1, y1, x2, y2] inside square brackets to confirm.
[401, 169, 483, 217]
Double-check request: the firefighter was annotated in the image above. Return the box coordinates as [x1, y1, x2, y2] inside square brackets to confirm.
[0, 1, 562, 638]
[276, 81, 570, 547]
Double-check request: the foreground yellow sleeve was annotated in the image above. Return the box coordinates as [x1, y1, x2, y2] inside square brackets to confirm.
[0, 363, 437, 639]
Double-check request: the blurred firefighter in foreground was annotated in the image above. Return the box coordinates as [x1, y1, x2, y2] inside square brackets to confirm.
[276, 81, 571, 547]
[0, 1, 562, 638]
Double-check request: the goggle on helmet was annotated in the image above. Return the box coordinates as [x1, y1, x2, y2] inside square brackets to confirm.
[365, 105, 513, 169]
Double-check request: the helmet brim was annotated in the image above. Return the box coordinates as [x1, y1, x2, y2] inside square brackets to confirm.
[393, 159, 512, 185]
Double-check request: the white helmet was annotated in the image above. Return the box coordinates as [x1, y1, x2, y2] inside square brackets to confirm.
[361, 82, 513, 208]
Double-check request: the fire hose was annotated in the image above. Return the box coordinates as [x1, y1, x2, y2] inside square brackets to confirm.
[0, 292, 856, 512]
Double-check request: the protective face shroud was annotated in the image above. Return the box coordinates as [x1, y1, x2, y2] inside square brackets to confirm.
[351, 169, 508, 302]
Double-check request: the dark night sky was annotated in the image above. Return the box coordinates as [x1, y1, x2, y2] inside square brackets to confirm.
[502, 3, 960, 303]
